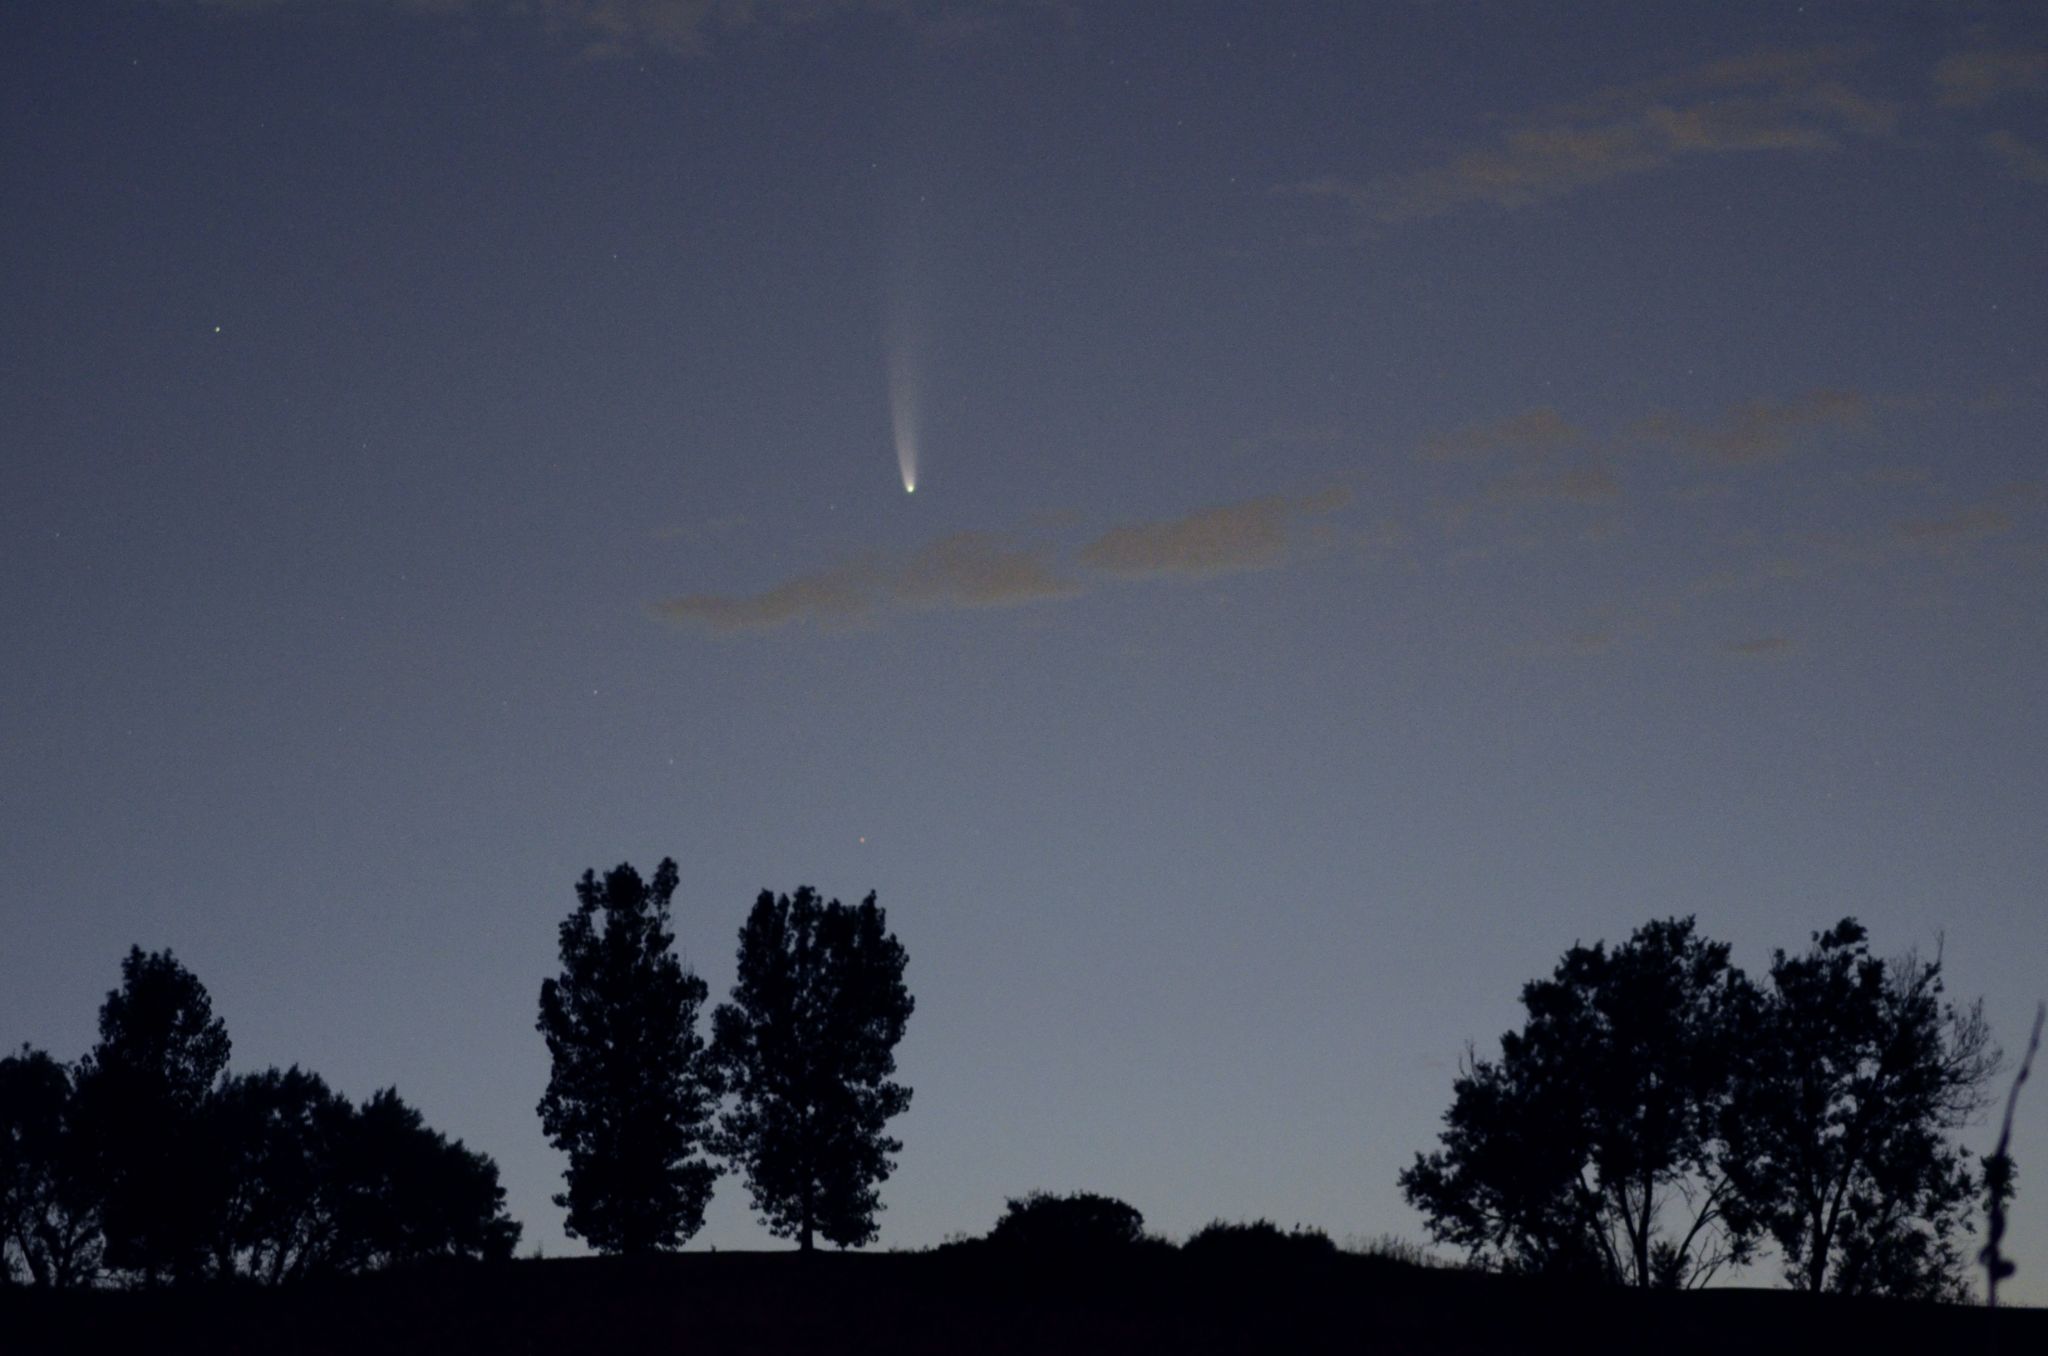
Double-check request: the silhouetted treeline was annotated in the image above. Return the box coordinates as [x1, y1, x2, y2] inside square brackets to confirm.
[1, 947, 517, 1288]
[1401, 916, 2006, 1300]
[537, 863, 914, 1253]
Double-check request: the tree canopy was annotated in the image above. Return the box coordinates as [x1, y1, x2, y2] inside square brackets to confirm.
[1401, 917, 1757, 1287]
[985, 1191, 1156, 1252]
[211, 1070, 520, 1280]
[710, 887, 913, 1251]
[73, 947, 233, 1284]
[7, 946, 517, 1288]
[1720, 920, 1998, 1299]
[0, 1047, 101, 1288]
[1403, 915, 2005, 1298]
[537, 859, 720, 1253]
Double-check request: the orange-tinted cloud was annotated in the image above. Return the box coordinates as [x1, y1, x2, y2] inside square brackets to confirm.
[1076, 488, 1349, 579]
[894, 532, 1081, 609]
[1629, 389, 1869, 465]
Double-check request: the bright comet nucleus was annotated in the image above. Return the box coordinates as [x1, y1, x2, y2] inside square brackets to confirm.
[887, 339, 919, 495]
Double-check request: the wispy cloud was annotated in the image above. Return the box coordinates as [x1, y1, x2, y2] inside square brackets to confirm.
[1485, 465, 1622, 506]
[654, 556, 883, 632]
[1290, 47, 1893, 224]
[894, 532, 1080, 608]
[656, 488, 1349, 632]
[653, 528, 1076, 632]
[1628, 389, 1869, 465]
[1076, 489, 1346, 579]
[1893, 505, 2016, 548]
[1933, 47, 2048, 106]
[1421, 407, 1580, 462]
[1984, 129, 2048, 184]
[175, 0, 1029, 59]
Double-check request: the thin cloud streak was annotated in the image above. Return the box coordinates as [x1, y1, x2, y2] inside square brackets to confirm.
[895, 532, 1080, 609]
[654, 557, 883, 632]
[1290, 46, 1893, 224]
[1894, 505, 2016, 547]
[1421, 407, 1581, 462]
[175, 0, 1026, 58]
[1628, 389, 1869, 465]
[1984, 130, 2048, 184]
[1933, 47, 2048, 106]
[655, 488, 1348, 633]
[1076, 490, 1346, 579]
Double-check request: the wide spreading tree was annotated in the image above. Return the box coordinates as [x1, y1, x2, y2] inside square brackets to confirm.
[537, 859, 720, 1253]
[1719, 920, 1999, 1299]
[0, 1047, 101, 1287]
[710, 887, 913, 1251]
[8, 947, 518, 1287]
[210, 1068, 520, 1280]
[1400, 917, 1755, 1287]
[1404, 915, 2007, 1297]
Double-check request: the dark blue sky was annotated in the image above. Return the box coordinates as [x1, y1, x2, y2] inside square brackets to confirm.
[4, 0, 2045, 1294]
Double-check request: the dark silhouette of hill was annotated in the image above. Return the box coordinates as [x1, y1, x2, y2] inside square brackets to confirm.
[2, 1249, 2041, 1355]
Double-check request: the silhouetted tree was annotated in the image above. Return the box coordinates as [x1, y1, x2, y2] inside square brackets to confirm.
[537, 859, 718, 1253]
[1981, 1002, 2044, 1308]
[73, 947, 232, 1284]
[329, 1088, 520, 1268]
[710, 888, 913, 1251]
[0, 1047, 101, 1287]
[985, 1191, 1152, 1251]
[207, 1069, 518, 1280]
[208, 1066, 355, 1282]
[1721, 920, 1998, 1299]
[1400, 917, 1754, 1287]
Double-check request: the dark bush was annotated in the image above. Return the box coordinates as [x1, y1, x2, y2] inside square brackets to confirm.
[984, 1191, 1158, 1251]
[1183, 1219, 1338, 1263]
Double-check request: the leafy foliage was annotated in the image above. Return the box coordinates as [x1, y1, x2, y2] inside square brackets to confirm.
[1184, 1218, 1337, 1262]
[1400, 918, 1753, 1287]
[73, 947, 233, 1284]
[211, 1071, 520, 1279]
[1720, 920, 1999, 1299]
[985, 1191, 1153, 1251]
[710, 888, 913, 1251]
[329, 1088, 521, 1269]
[0, 1048, 101, 1287]
[537, 859, 719, 1253]
[8, 947, 519, 1288]
[209, 1065, 355, 1282]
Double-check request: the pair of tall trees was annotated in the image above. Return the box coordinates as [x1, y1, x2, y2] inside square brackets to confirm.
[536, 861, 914, 1254]
[1400, 917, 1999, 1298]
[1, 947, 519, 1287]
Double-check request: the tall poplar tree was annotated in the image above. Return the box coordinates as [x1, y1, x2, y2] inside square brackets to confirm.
[537, 859, 718, 1253]
[711, 888, 913, 1251]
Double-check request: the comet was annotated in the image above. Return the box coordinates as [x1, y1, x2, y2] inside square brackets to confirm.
[887, 330, 919, 493]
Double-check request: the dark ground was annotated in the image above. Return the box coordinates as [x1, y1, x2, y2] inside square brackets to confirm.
[3, 1251, 2043, 1355]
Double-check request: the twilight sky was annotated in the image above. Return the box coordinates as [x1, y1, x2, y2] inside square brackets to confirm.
[4, 0, 2046, 1295]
